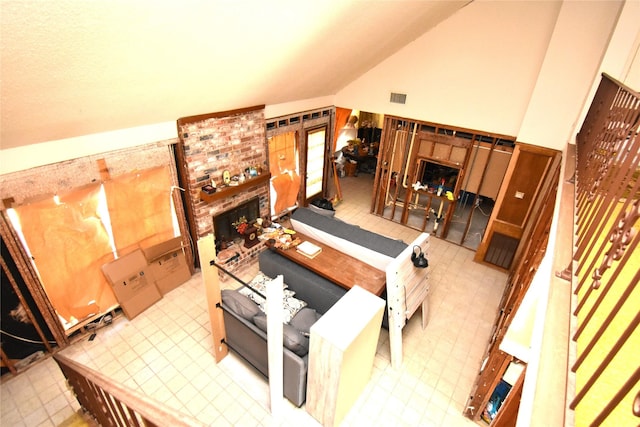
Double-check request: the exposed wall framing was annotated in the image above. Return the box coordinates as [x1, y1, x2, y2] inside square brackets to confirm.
[265, 107, 335, 210]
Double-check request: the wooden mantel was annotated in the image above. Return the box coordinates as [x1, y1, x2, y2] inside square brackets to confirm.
[199, 173, 271, 204]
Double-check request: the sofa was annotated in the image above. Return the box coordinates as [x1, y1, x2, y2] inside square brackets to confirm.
[221, 272, 321, 407]
[221, 207, 414, 406]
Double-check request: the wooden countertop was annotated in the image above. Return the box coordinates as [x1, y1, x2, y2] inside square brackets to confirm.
[266, 232, 386, 296]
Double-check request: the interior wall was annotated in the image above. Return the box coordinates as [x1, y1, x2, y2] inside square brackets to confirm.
[335, 1, 562, 138]
[265, 96, 335, 120]
[0, 142, 178, 206]
[335, 1, 630, 153]
[517, 0, 624, 149]
[0, 96, 333, 177]
[0, 123, 177, 176]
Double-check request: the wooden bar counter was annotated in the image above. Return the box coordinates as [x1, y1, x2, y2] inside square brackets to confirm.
[265, 232, 386, 296]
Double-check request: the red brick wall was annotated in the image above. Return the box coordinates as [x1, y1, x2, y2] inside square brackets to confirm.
[178, 108, 269, 237]
[0, 142, 177, 206]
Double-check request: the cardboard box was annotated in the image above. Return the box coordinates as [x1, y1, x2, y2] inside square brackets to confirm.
[101, 250, 162, 319]
[143, 237, 191, 295]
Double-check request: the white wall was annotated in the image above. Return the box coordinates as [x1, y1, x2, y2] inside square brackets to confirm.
[0, 95, 334, 175]
[336, 0, 630, 151]
[518, 0, 625, 149]
[3, 0, 636, 176]
[0, 122, 176, 175]
[264, 96, 335, 119]
[335, 1, 562, 138]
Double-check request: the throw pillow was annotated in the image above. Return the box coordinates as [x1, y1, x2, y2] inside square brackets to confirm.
[277, 294, 308, 324]
[239, 272, 307, 323]
[290, 307, 322, 336]
[253, 314, 309, 357]
[239, 271, 294, 306]
[221, 289, 260, 320]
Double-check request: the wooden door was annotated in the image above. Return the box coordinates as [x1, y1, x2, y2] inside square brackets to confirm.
[475, 143, 561, 270]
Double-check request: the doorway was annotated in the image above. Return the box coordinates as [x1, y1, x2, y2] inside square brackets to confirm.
[369, 115, 514, 250]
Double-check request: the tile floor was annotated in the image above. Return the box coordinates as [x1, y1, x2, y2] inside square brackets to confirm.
[0, 174, 507, 426]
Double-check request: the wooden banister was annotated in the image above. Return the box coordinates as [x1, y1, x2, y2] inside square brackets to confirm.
[53, 354, 204, 427]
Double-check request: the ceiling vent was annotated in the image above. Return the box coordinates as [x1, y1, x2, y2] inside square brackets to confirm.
[390, 92, 407, 104]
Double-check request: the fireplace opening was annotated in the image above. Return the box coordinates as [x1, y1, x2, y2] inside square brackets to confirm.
[213, 196, 260, 249]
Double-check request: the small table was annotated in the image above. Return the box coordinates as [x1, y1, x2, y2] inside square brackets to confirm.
[265, 232, 386, 296]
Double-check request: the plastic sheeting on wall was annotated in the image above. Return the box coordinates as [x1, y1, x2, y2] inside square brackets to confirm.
[13, 184, 118, 325]
[268, 132, 301, 216]
[11, 165, 177, 328]
[103, 166, 175, 255]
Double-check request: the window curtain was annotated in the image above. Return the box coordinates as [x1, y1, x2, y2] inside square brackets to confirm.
[13, 185, 118, 325]
[103, 165, 175, 255]
[268, 132, 301, 216]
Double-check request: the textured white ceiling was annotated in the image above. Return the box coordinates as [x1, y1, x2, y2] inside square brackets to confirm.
[0, 0, 468, 149]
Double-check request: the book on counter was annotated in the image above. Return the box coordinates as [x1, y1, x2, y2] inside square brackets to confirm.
[296, 241, 322, 258]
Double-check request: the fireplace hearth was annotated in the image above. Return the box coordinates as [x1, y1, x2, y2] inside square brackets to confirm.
[213, 196, 260, 250]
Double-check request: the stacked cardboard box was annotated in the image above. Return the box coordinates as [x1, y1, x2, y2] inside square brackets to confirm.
[101, 237, 191, 319]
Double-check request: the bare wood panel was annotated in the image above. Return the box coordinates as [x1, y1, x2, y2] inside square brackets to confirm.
[433, 142, 451, 160]
[451, 146, 468, 164]
[198, 234, 228, 362]
[306, 286, 385, 427]
[418, 139, 434, 157]
[461, 146, 512, 199]
[496, 151, 551, 227]
[386, 233, 430, 368]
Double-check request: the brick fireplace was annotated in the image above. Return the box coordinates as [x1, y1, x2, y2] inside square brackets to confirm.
[177, 105, 271, 278]
[212, 196, 261, 248]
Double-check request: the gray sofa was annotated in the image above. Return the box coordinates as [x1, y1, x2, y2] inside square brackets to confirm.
[221, 277, 318, 408]
[222, 207, 409, 407]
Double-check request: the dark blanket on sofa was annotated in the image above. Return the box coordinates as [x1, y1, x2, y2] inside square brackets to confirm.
[291, 207, 407, 258]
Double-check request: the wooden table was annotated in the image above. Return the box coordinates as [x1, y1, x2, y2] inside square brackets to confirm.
[266, 232, 386, 296]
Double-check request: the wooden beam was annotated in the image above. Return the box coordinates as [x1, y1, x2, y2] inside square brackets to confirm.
[96, 158, 110, 181]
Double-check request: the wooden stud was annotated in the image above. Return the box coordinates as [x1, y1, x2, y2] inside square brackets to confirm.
[96, 158, 110, 182]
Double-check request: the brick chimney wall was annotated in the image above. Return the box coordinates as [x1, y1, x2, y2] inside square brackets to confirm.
[179, 107, 269, 238]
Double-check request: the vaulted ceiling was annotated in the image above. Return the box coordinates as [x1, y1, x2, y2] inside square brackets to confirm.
[0, 1, 470, 150]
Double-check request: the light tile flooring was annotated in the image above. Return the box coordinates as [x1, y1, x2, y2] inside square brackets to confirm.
[0, 174, 507, 426]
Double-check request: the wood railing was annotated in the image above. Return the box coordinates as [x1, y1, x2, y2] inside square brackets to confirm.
[572, 73, 640, 426]
[54, 354, 204, 427]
